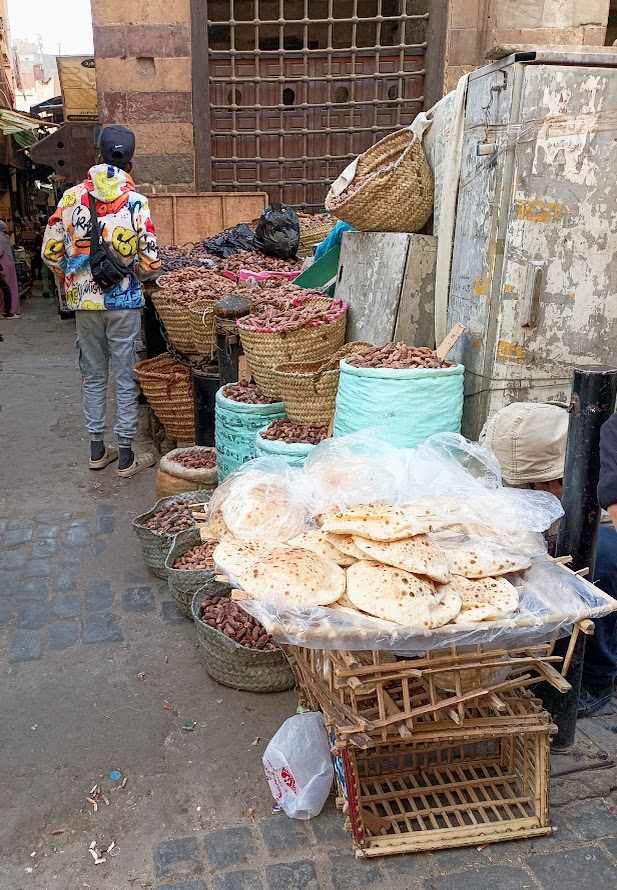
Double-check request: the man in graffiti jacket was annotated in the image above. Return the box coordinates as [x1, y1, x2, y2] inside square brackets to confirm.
[42, 125, 162, 478]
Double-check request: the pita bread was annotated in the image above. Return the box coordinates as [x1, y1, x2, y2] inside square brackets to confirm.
[346, 561, 461, 628]
[322, 504, 435, 542]
[289, 530, 356, 567]
[443, 575, 519, 622]
[352, 534, 451, 584]
[445, 547, 531, 579]
[238, 546, 345, 606]
[219, 475, 306, 542]
[325, 533, 366, 561]
[213, 540, 273, 580]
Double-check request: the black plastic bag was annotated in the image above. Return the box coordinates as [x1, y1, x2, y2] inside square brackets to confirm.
[254, 203, 300, 259]
[201, 223, 256, 258]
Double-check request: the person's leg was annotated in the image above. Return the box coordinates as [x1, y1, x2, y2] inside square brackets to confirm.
[41, 263, 52, 297]
[106, 309, 154, 477]
[75, 310, 117, 468]
[579, 524, 617, 717]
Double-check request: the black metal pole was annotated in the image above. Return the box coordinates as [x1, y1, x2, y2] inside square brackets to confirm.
[192, 370, 219, 446]
[542, 365, 617, 753]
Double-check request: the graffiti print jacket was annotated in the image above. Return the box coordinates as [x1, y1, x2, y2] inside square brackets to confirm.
[42, 164, 161, 310]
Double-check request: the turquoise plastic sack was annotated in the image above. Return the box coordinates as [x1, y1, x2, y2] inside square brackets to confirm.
[255, 426, 314, 469]
[333, 361, 465, 449]
[215, 388, 287, 480]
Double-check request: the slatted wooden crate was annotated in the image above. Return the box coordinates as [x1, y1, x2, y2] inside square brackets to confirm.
[332, 714, 554, 856]
[284, 644, 568, 748]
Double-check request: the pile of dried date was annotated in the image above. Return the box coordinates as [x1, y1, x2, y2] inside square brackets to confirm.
[173, 541, 216, 571]
[200, 597, 278, 650]
[142, 500, 197, 534]
[260, 419, 329, 445]
[346, 343, 454, 370]
[222, 382, 277, 404]
[158, 268, 237, 303]
[169, 449, 217, 470]
[238, 297, 345, 333]
[220, 250, 303, 275]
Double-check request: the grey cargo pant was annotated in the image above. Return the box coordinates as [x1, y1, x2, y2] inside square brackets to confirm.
[75, 309, 142, 444]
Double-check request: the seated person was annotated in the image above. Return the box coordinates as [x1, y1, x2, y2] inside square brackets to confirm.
[480, 401, 617, 718]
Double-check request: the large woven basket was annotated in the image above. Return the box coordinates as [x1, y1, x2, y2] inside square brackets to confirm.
[187, 299, 216, 359]
[165, 528, 218, 618]
[133, 490, 212, 579]
[191, 592, 295, 693]
[325, 129, 434, 233]
[238, 297, 348, 399]
[299, 220, 335, 252]
[134, 354, 195, 442]
[272, 341, 372, 425]
[151, 289, 196, 354]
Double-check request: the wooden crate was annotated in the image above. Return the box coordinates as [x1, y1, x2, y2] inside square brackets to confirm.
[334, 717, 553, 856]
[284, 644, 568, 748]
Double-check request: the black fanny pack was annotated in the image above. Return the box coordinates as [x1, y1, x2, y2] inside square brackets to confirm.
[88, 192, 129, 292]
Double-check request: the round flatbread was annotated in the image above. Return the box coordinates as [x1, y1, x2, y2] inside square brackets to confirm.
[288, 530, 355, 567]
[445, 547, 531, 579]
[443, 575, 519, 623]
[346, 561, 461, 628]
[352, 534, 451, 584]
[219, 474, 306, 542]
[325, 533, 366, 561]
[322, 504, 435, 542]
[238, 546, 346, 606]
[213, 540, 273, 581]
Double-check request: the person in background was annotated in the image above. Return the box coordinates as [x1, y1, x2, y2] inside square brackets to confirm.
[42, 125, 162, 478]
[480, 401, 617, 718]
[31, 226, 43, 280]
[0, 221, 20, 318]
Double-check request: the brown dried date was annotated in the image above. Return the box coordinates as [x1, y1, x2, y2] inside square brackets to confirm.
[173, 541, 216, 571]
[169, 448, 217, 470]
[141, 499, 197, 534]
[220, 250, 303, 275]
[346, 342, 455, 370]
[199, 596, 278, 651]
[260, 419, 329, 445]
[222, 382, 277, 405]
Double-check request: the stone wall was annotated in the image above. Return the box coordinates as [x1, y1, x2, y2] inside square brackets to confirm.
[91, 0, 195, 191]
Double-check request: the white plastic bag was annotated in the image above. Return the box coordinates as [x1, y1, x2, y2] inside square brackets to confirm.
[263, 713, 333, 820]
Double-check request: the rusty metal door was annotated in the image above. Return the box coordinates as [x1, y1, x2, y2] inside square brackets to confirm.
[205, 1, 427, 209]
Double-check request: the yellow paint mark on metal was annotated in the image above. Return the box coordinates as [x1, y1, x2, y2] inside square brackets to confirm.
[514, 198, 565, 223]
[503, 284, 517, 293]
[470, 337, 483, 348]
[497, 341, 528, 365]
[474, 276, 489, 296]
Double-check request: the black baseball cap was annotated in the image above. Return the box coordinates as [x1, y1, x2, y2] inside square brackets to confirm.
[99, 125, 136, 169]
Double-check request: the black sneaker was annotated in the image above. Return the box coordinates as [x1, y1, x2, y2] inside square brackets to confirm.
[578, 682, 614, 718]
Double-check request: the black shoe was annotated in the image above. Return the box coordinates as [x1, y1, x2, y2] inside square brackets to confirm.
[578, 682, 614, 718]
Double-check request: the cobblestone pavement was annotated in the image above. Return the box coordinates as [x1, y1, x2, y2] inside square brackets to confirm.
[2, 296, 617, 890]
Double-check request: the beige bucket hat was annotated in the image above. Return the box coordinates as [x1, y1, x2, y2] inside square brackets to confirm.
[479, 402, 569, 485]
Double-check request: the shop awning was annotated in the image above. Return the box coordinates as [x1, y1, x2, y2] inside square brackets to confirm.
[0, 108, 57, 149]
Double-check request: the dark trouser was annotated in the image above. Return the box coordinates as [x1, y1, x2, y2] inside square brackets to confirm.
[0, 271, 11, 314]
[583, 525, 617, 686]
[31, 254, 42, 278]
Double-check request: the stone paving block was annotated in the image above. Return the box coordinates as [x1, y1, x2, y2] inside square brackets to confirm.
[0, 519, 6, 534]
[17, 603, 46, 630]
[601, 836, 617, 859]
[95, 503, 114, 514]
[213, 871, 265, 890]
[162, 601, 186, 624]
[18, 580, 49, 601]
[0, 571, 20, 596]
[24, 559, 52, 578]
[60, 551, 83, 566]
[94, 538, 109, 556]
[35, 525, 59, 539]
[153, 836, 200, 879]
[49, 620, 79, 651]
[4, 528, 33, 547]
[155, 883, 206, 890]
[70, 519, 90, 527]
[52, 594, 82, 618]
[83, 611, 124, 644]
[567, 797, 617, 840]
[527, 846, 617, 888]
[96, 514, 116, 534]
[124, 569, 147, 584]
[86, 581, 115, 611]
[7, 519, 34, 530]
[260, 818, 309, 857]
[0, 549, 27, 569]
[204, 827, 256, 870]
[36, 512, 71, 522]
[381, 850, 434, 881]
[9, 631, 43, 663]
[427, 846, 485, 873]
[309, 804, 350, 848]
[66, 526, 92, 548]
[54, 571, 77, 592]
[0, 599, 13, 625]
[330, 853, 380, 888]
[32, 539, 58, 558]
[266, 861, 319, 890]
[123, 586, 155, 613]
[424, 865, 540, 889]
